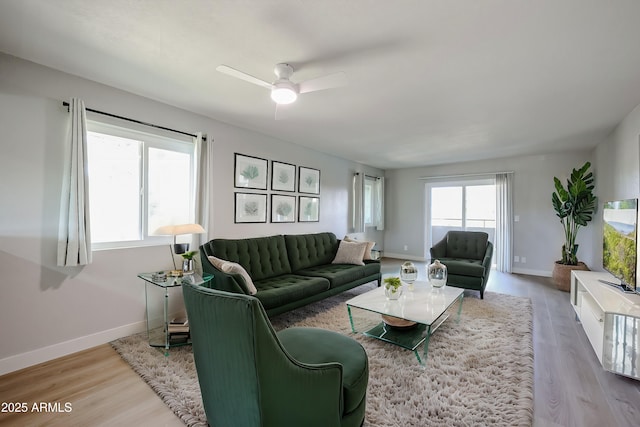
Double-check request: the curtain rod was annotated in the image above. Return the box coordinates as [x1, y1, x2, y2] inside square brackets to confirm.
[62, 101, 206, 142]
[354, 172, 382, 179]
[419, 171, 514, 180]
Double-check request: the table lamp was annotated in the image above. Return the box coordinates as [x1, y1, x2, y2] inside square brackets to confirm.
[154, 223, 206, 274]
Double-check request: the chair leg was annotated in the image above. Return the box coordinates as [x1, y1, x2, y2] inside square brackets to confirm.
[480, 290, 484, 299]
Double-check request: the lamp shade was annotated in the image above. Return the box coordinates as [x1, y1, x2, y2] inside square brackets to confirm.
[154, 223, 206, 236]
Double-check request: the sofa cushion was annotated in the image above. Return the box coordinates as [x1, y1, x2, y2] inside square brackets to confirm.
[208, 235, 292, 281]
[445, 231, 488, 260]
[253, 275, 329, 310]
[332, 240, 367, 266]
[285, 232, 339, 271]
[438, 258, 485, 278]
[296, 264, 366, 288]
[278, 327, 368, 415]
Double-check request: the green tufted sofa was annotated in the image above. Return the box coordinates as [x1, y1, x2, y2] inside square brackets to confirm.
[430, 231, 493, 299]
[200, 232, 381, 316]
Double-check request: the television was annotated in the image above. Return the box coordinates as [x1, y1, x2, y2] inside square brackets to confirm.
[602, 198, 638, 293]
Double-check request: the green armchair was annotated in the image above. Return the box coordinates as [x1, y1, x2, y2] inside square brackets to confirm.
[182, 282, 369, 427]
[430, 231, 493, 299]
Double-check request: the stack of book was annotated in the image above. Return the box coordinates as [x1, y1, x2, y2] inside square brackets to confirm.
[168, 316, 190, 342]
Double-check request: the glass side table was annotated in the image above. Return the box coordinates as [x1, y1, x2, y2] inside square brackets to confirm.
[138, 272, 213, 356]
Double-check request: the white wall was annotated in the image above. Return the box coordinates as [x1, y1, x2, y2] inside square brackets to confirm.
[0, 53, 382, 374]
[383, 151, 595, 276]
[592, 103, 640, 270]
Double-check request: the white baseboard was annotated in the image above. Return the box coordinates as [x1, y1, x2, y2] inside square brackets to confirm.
[512, 267, 552, 277]
[0, 320, 147, 376]
[383, 253, 428, 262]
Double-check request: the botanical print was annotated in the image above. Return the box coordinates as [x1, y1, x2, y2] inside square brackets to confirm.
[298, 166, 320, 194]
[235, 193, 267, 223]
[271, 194, 296, 223]
[298, 196, 319, 222]
[235, 154, 268, 189]
[271, 161, 296, 192]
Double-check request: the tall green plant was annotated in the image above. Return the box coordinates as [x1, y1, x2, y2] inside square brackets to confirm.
[551, 161, 596, 265]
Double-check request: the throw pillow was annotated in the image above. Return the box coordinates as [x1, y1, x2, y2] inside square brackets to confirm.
[207, 255, 227, 270]
[344, 236, 376, 260]
[220, 261, 258, 295]
[332, 240, 367, 266]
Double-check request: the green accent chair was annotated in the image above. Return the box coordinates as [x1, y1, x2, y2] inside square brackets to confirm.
[182, 281, 369, 427]
[430, 231, 493, 299]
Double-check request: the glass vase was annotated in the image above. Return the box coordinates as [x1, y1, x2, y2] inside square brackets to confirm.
[428, 259, 447, 288]
[385, 285, 403, 300]
[400, 261, 418, 291]
[182, 259, 195, 275]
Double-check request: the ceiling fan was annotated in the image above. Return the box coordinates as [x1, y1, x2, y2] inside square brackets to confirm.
[216, 63, 347, 105]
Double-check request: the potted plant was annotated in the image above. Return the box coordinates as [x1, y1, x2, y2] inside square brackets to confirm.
[383, 276, 403, 300]
[551, 161, 596, 290]
[181, 251, 198, 275]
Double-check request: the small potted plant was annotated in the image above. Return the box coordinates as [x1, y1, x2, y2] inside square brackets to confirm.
[181, 251, 198, 275]
[384, 276, 403, 300]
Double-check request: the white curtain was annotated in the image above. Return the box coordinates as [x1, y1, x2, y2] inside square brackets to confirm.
[192, 132, 213, 249]
[496, 172, 514, 272]
[373, 177, 385, 230]
[57, 98, 92, 266]
[352, 173, 364, 233]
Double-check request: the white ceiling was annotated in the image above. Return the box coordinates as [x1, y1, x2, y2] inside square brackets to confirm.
[2, 0, 640, 170]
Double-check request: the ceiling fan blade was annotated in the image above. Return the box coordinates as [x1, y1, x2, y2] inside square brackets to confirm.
[298, 72, 348, 94]
[216, 65, 272, 89]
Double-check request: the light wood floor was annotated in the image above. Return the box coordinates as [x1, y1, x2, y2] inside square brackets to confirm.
[2, 259, 640, 426]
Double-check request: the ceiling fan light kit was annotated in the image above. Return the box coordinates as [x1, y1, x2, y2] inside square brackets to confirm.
[217, 62, 346, 109]
[271, 81, 298, 104]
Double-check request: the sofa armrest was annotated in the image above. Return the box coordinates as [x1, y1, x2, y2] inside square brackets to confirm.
[430, 236, 448, 260]
[200, 253, 250, 295]
[482, 241, 494, 273]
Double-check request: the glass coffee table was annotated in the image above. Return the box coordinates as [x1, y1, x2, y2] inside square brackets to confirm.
[346, 281, 464, 365]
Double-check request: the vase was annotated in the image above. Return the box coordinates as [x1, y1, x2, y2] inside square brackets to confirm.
[182, 259, 195, 275]
[400, 261, 418, 282]
[400, 261, 418, 289]
[385, 285, 403, 300]
[552, 261, 589, 292]
[428, 259, 447, 288]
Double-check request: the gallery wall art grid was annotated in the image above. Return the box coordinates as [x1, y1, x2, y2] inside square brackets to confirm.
[234, 153, 321, 224]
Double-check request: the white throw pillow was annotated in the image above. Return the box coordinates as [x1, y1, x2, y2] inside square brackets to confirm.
[221, 262, 257, 295]
[207, 255, 227, 270]
[332, 240, 367, 266]
[344, 236, 376, 260]
[208, 256, 257, 295]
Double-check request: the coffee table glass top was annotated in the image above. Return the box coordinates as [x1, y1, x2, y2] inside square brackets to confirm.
[346, 281, 463, 325]
[346, 281, 464, 364]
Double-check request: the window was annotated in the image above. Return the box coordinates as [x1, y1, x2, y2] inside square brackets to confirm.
[428, 179, 496, 249]
[431, 186, 463, 227]
[363, 176, 375, 226]
[86, 121, 195, 249]
[362, 175, 384, 229]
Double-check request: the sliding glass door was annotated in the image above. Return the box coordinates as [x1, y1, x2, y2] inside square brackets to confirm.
[427, 179, 496, 263]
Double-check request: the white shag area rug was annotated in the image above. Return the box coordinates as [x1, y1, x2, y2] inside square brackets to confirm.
[111, 283, 533, 427]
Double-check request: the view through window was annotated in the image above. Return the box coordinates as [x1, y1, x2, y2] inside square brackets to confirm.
[86, 122, 194, 249]
[429, 180, 496, 250]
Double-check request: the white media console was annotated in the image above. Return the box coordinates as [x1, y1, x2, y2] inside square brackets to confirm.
[571, 270, 640, 380]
